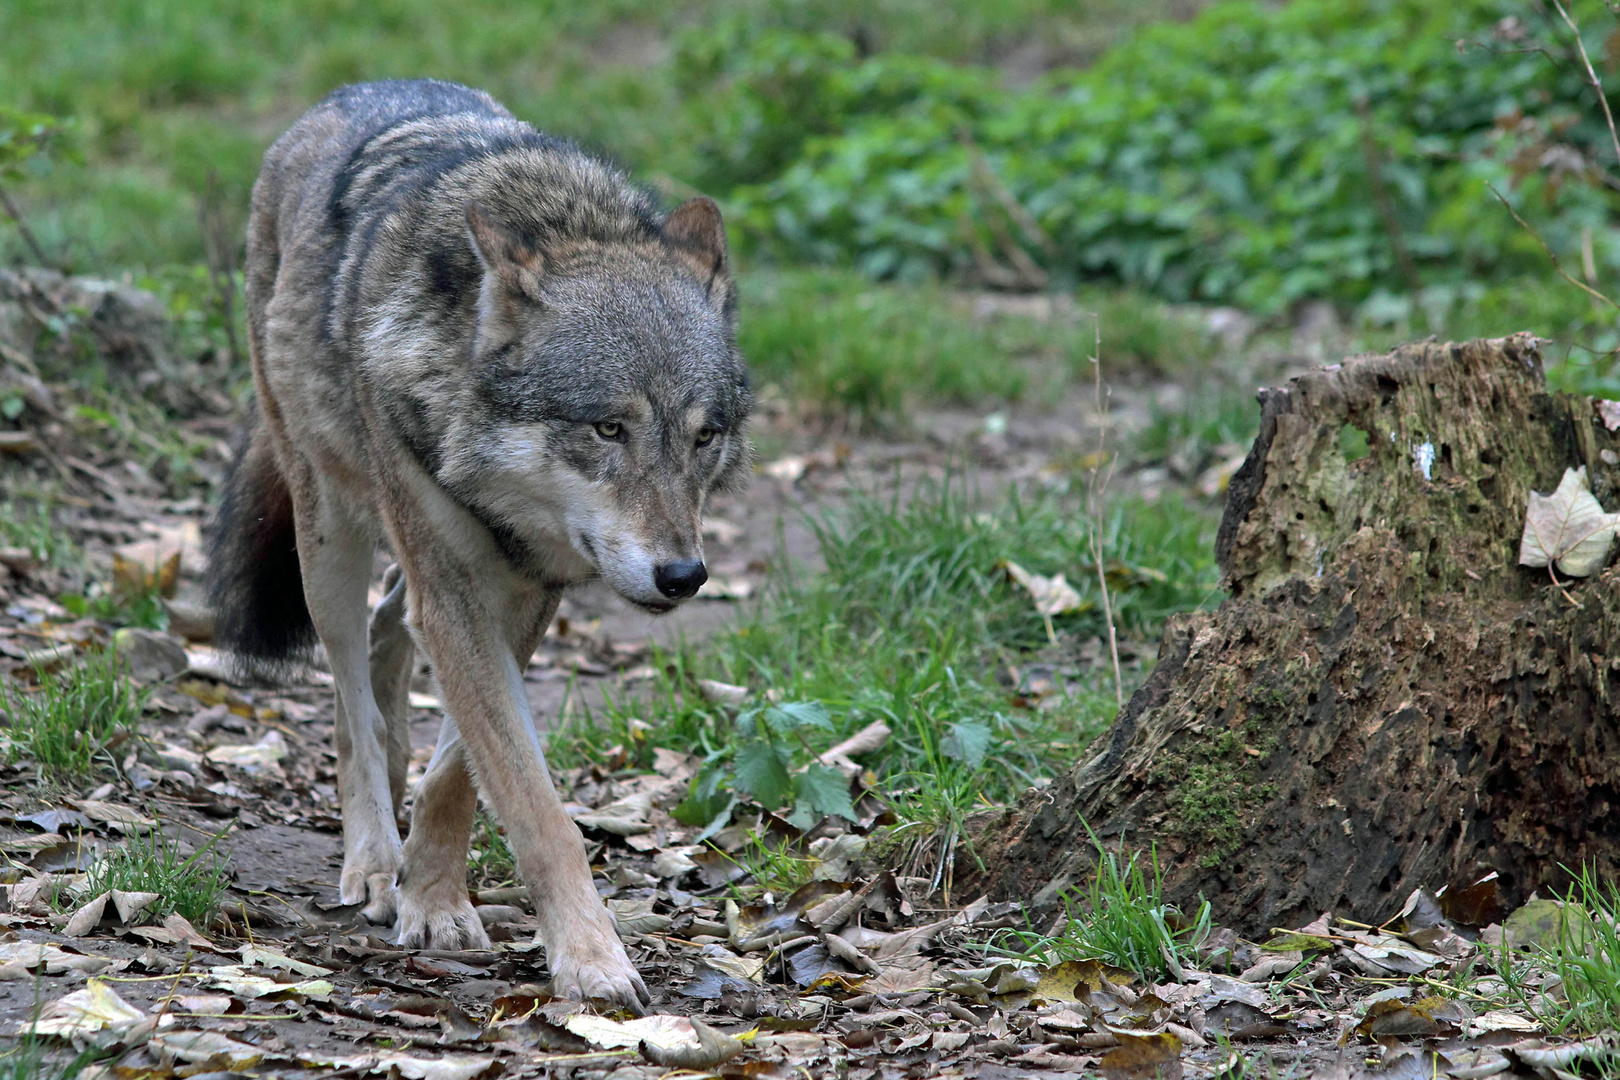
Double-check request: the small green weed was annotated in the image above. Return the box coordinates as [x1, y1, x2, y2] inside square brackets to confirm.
[0, 650, 144, 779]
[734, 832, 820, 898]
[467, 811, 518, 889]
[1492, 865, 1620, 1035]
[991, 826, 1211, 982]
[0, 490, 78, 571]
[80, 824, 230, 927]
[58, 579, 170, 631]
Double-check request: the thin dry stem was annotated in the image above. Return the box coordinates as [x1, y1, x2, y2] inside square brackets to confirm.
[1489, 183, 1620, 310]
[1552, 0, 1620, 171]
[0, 179, 53, 268]
[1087, 315, 1124, 710]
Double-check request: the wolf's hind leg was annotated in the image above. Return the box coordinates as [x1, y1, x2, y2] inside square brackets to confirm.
[394, 716, 488, 950]
[290, 467, 402, 924]
[369, 564, 414, 822]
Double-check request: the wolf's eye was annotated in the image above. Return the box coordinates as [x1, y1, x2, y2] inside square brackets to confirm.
[695, 426, 718, 447]
[594, 420, 623, 440]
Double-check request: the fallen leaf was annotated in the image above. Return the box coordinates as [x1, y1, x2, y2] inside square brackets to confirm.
[564, 1013, 745, 1067]
[1504, 898, 1597, 953]
[63, 892, 110, 937]
[204, 730, 286, 773]
[163, 912, 217, 949]
[205, 964, 333, 999]
[24, 978, 144, 1037]
[150, 1030, 264, 1070]
[573, 792, 653, 836]
[1599, 399, 1620, 432]
[1466, 1010, 1539, 1034]
[697, 679, 751, 706]
[0, 941, 113, 976]
[1100, 1029, 1183, 1080]
[1000, 559, 1083, 617]
[240, 944, 330, 977]
[1519, 466, 1619, 577]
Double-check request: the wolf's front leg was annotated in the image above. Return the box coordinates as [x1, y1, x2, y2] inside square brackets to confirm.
[406, 579, 646, 1008]
[394, 715, 489, 950]
[289, 471, 402, 923]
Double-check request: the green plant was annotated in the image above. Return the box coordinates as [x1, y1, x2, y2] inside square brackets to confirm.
[467, 811, 517, 889]
[0, 649, 145, 779]
[1492, 865, 1620, 1035]
[0, 489, 79, 571]
[723, 1, 1620, 314]
[564, 477, 1219, 840]
[733, 831, 820, 898]
[80, 823, 230, 927]
[991, 825, 1212, 981]
[676, 701, 857, 830]
[58, 578, 169, 632]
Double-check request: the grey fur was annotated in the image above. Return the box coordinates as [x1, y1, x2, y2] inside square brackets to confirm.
[208, 79, 752, 1006]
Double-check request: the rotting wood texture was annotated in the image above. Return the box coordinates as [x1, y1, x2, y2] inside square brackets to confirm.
[971, 333, 1620, 933]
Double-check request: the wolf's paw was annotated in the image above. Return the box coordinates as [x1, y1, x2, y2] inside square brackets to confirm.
[340, 847, 401, 926]
[547, 920, 648, 1012]
[394, 884, 491, 951]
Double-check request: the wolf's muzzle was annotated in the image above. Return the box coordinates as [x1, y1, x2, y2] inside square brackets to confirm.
[654, 559, 707, 599]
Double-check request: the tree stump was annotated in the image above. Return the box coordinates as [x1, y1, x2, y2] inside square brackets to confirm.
[970, 333, 1620, 934]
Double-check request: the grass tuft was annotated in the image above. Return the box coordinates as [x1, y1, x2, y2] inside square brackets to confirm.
[1492, 865, 1620, 1035]
[991, 825, 1211, 982]
[80, 824, 230, 927]
[0, 650, 145, 779]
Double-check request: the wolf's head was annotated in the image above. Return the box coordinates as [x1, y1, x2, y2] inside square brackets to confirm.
[446, 196, 753, 612]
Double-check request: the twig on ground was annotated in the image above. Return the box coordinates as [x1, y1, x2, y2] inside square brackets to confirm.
[1086, 315, 1124, 710]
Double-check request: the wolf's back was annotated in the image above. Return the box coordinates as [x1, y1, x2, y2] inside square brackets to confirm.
[209, 80, 517, 679]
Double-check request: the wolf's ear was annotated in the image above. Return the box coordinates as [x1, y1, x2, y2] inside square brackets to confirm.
[466, 201, 545, 300]
[662, 197, 729, 296]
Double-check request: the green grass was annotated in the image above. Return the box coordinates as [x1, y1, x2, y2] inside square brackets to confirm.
[0, 489, 77, 570]
[79, 823, 230, 927]
[1134, 382, 1260, 481]
[558, 476, 1222, 847]
[0, 649, 145, 779]
[740, 270, 1214, 422]
[988, 826, 1212, 982]
[1491, 865, 1620, 1036]
[0, 0, 1201, 273]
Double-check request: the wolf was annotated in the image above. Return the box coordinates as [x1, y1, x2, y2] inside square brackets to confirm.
[206, 79, 752, 1007]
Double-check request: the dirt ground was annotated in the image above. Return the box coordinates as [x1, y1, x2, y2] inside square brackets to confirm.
[0, 279, 1584, 1079]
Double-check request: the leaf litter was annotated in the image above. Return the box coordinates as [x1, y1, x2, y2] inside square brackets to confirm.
[0, 280, 1610, 1077]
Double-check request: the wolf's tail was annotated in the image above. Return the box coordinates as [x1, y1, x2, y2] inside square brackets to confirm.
[206, 410, 315, 680]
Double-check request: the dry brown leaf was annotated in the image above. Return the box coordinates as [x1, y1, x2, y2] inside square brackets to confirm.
[1100, 1029, 1184, 1080]
[1519, 466, 1619, 577]
[1000, 559, 1083, 617]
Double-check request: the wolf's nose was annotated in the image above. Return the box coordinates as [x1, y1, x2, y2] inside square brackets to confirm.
[654, 560, 708, 599]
